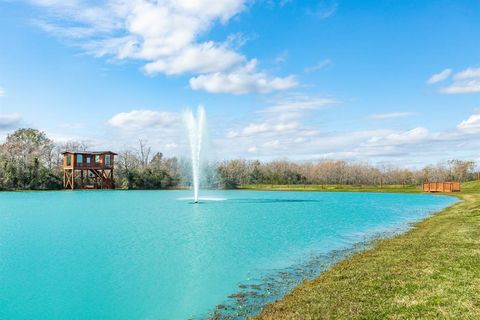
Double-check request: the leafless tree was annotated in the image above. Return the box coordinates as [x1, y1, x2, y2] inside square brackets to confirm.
[62, 140, 90, 152]
[138, 139, 151, 168]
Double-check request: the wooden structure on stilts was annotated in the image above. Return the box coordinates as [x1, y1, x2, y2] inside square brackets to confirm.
[63, 151, 117, 190]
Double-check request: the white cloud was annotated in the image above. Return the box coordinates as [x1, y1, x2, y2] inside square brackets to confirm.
[354, 124, 480, 162]
[458, 113, 480, 132]
[225, 98, 330, 160]
[0, 86, 5, 97]
[189, 60, 297, 94]
[54, 108, 480, 166]
[242, 122, 271, 135]
[100, 108, 480, 165]
[365, 127, 431, 146]
[242, 121, 299, 136]
[226, 95, 334, 139]
[227, 121, 300, 138]
[439, 67, 480, 94]
[304, 59, 332, 74]
[32, 0, 245, 62]
[143, 42, 245, 75]
[370, 112, 416, 120]
[103, 108, 191, 157]
[0, 114, 21, 130]
[30, 0, 296, 94]
[101, 109, 480, 165]
[46, 132, 90, 144]
[263, 96, 335, 113]
[306, 0, 338, 19]
[426, 68, 452, 84]
[219, 104, 480, 164]
[107, 110, 178, 129]
[440, 80, 480, 94]
[454, 67, 480, 80]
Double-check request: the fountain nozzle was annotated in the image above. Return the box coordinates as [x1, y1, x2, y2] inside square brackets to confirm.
[194, 200, 199, 204]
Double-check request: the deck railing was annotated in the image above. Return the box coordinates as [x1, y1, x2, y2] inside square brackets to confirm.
[422, 182, 461, 193]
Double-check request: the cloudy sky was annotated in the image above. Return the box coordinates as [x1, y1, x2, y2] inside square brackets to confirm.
[0, 0, 479, 167]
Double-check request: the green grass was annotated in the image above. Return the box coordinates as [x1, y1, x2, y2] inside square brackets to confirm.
[254, 181, 480, 319]
[240, 184, 420, 193]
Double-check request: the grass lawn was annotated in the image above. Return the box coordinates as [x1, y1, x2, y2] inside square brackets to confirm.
[254, 181, 480, 319]
[240, 184, 420, 193]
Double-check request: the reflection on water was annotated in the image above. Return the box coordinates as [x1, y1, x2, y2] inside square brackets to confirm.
[178, 197, 321, 204]
[178, 197, 228, 202]
[232, 198, 322, 204]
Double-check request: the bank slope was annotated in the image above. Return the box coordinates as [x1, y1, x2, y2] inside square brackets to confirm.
[256, 181, 480, 319]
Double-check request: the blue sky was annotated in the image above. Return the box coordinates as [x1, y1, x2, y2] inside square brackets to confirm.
[0, 0, 479, 166]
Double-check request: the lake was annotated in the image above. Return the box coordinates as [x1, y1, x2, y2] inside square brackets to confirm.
[0, 190, 457, 319]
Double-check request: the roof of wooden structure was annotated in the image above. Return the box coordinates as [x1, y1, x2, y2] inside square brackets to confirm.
[62, 151, 118, 155]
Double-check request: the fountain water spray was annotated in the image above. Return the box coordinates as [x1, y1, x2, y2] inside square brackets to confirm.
[184, 106, 206, 204]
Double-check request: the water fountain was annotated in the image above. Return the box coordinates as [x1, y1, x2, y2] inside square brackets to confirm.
[184, 106, 206, 204]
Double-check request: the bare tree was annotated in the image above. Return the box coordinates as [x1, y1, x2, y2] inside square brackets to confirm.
[447, 160, 476, 182]
[62, 140, 90, 152]
[138, 139, 151, 168]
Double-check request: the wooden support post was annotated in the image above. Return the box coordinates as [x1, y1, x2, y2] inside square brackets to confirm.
[63, 169, 74, 190]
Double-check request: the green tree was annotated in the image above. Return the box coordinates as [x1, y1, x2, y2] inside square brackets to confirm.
[0, 128, 59, 190]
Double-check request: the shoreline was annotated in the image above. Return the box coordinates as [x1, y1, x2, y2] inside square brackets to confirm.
[208, 198, 456, 319]
[253, 183, 477, 319]
[0, 185, 423, 194]
[240, 184, 423, 194]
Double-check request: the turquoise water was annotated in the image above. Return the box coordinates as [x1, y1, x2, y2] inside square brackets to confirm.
[0, 190, 457, 319]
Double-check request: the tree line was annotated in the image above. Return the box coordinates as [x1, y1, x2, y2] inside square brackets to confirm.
[0, 128, 477, 191]
[216, 159, 478, 188]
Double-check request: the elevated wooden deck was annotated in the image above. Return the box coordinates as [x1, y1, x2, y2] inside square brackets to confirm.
[62, 151, 117, 190]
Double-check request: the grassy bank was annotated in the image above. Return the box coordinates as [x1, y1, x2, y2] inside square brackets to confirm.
[254, 181, 480, 319]
[240, 184, 420, 193]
